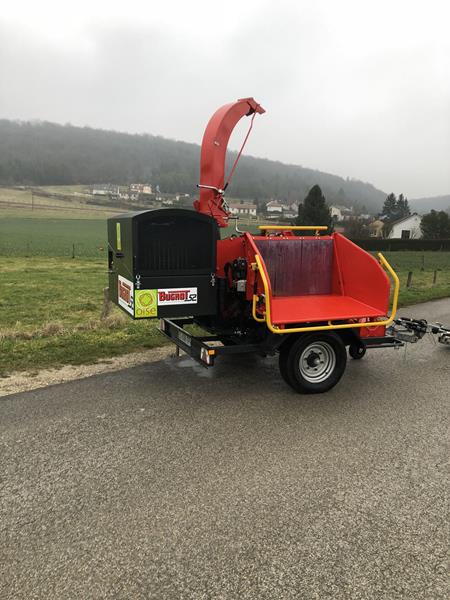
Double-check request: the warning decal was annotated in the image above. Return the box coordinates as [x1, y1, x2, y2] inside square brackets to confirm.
[118, 275, 134, 315]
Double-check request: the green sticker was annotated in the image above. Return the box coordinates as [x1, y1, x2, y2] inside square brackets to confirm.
[135, 289, 157, 318]
[116, 222, 122, 251]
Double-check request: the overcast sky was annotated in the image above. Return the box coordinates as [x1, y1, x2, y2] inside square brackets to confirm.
[1, 0, 449, 197]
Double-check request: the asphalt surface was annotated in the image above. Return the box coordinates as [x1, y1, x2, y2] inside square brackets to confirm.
[1, 299, 449, 600]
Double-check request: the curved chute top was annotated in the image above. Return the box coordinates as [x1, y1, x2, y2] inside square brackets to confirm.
[194, 97, 265, 227]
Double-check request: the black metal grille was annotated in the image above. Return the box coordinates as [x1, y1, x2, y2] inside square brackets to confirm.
[136, 214, 216, 274]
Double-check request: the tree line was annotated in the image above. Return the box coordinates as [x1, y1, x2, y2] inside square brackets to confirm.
[0, 119, 386, 211]
[295, 186, 450, 239]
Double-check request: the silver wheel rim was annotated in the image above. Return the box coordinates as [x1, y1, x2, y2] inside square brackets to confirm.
[299, 341, 336, 383]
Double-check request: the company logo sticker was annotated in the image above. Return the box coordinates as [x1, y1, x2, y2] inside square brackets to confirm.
[157, 288, 198, 305]
[118, 275, 134, 315]
[135, 289, 157, 318]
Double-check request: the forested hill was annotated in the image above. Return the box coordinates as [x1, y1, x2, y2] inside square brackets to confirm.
[410, 195, 450, 214]
[0, 119, 386, 211]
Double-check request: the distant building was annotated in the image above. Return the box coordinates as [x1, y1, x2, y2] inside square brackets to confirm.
[340, 207, 354, 221]
[130, 183, 152, 194]
[229, 203, 257, 217]
[369, 219, 385, 238]
[266, 200, 283, 214]
[330, 206, 343, 221]
[119, 189, 139, 202]
[388, 213, 422, 239]
[330, 205, 358, 221]
[92, 184, 119, 196]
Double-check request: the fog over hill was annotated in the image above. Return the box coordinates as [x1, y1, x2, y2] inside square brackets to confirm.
[1, 119, 389, 212]
[409, 195, 450, 215]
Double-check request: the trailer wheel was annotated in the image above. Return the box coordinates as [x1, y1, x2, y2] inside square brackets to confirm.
[282, 333, 347, 394]
[349, 343, 366, 360]
[279, 338, 295, 386]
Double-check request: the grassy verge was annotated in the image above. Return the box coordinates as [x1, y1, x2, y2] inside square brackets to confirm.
[0, 326, 164, 376]
[377, 251, 450, 306]
[0, 252, 449, 376]
[0, 258, 167, 376]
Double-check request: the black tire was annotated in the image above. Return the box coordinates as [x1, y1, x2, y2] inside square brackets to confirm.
[278, 336, 297, 387]
[349, 343, 366, 360]
[282, 332, 347, 394]
[279, 345, 292, 386]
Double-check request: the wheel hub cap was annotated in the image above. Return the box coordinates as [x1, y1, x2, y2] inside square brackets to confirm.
[299, 341, 336, 383]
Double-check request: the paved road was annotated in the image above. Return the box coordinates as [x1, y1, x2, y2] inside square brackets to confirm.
[1, 299, 449, 599]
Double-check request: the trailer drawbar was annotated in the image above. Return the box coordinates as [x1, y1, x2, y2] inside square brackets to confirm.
[107, 97, 448, 393]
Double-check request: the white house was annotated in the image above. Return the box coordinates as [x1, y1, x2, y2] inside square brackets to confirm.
[266, 200, 283, 214]
[388, 213, 422, 239]
[118, 189, 139, 202]
[92, 184, 119, 196]
[229, 203, 257, 217]
[130, 183, 152, 194]
[330, 206, 343, 221]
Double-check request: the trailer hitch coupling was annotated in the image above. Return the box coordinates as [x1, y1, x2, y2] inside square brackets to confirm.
[388, 317, 450, 345]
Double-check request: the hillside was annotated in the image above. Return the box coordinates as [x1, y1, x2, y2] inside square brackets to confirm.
[409, 195, 450, 214]
[0, 119, 387, 212]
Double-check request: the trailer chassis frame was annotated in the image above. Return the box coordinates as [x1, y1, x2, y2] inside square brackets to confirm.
[159, 318, 405, 368]
[159, 318, 277, 367]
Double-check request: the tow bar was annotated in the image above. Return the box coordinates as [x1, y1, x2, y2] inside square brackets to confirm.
[388, 317, 450, 345]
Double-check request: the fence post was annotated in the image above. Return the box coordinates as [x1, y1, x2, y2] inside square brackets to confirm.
[406, 271, 413, 288]
[72, 243, 75, 259]
[421, 254, 425, 271]
[433, 270, 438, 285]
[101, 287, 112, 320]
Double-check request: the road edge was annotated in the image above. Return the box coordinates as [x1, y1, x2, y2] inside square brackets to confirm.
[0, 346, 174, 398]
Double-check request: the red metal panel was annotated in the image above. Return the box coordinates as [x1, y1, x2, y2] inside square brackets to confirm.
[255, 238, 333, 296]
[360, 324, 386, 337]
[270, 295, 385, 325]
[237, 231, 390, 326]
[333, 234, 390, 315]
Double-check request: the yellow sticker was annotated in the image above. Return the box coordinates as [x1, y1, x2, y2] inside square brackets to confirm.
[135, 289, 157, 318]
[116, 222, 122, 251]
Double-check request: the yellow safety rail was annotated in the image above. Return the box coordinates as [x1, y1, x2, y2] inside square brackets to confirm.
[259, 225, 328, 236]
[258, 225, 328, 232]
[252, 252, 400, 334]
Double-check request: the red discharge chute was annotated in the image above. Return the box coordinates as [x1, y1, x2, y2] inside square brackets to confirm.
[194, 97, 265, 227]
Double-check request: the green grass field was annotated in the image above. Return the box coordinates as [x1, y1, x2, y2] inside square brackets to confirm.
[0, 258, 165, 376]
[0, 251, 449, 375]
[1, 198, 449, 375]
[0, 186, 121, 221]
[380, 251, 450, 305]
[0, 216, 108, 257]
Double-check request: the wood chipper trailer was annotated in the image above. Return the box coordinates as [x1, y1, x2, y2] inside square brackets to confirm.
[107, 97, 441, 393]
